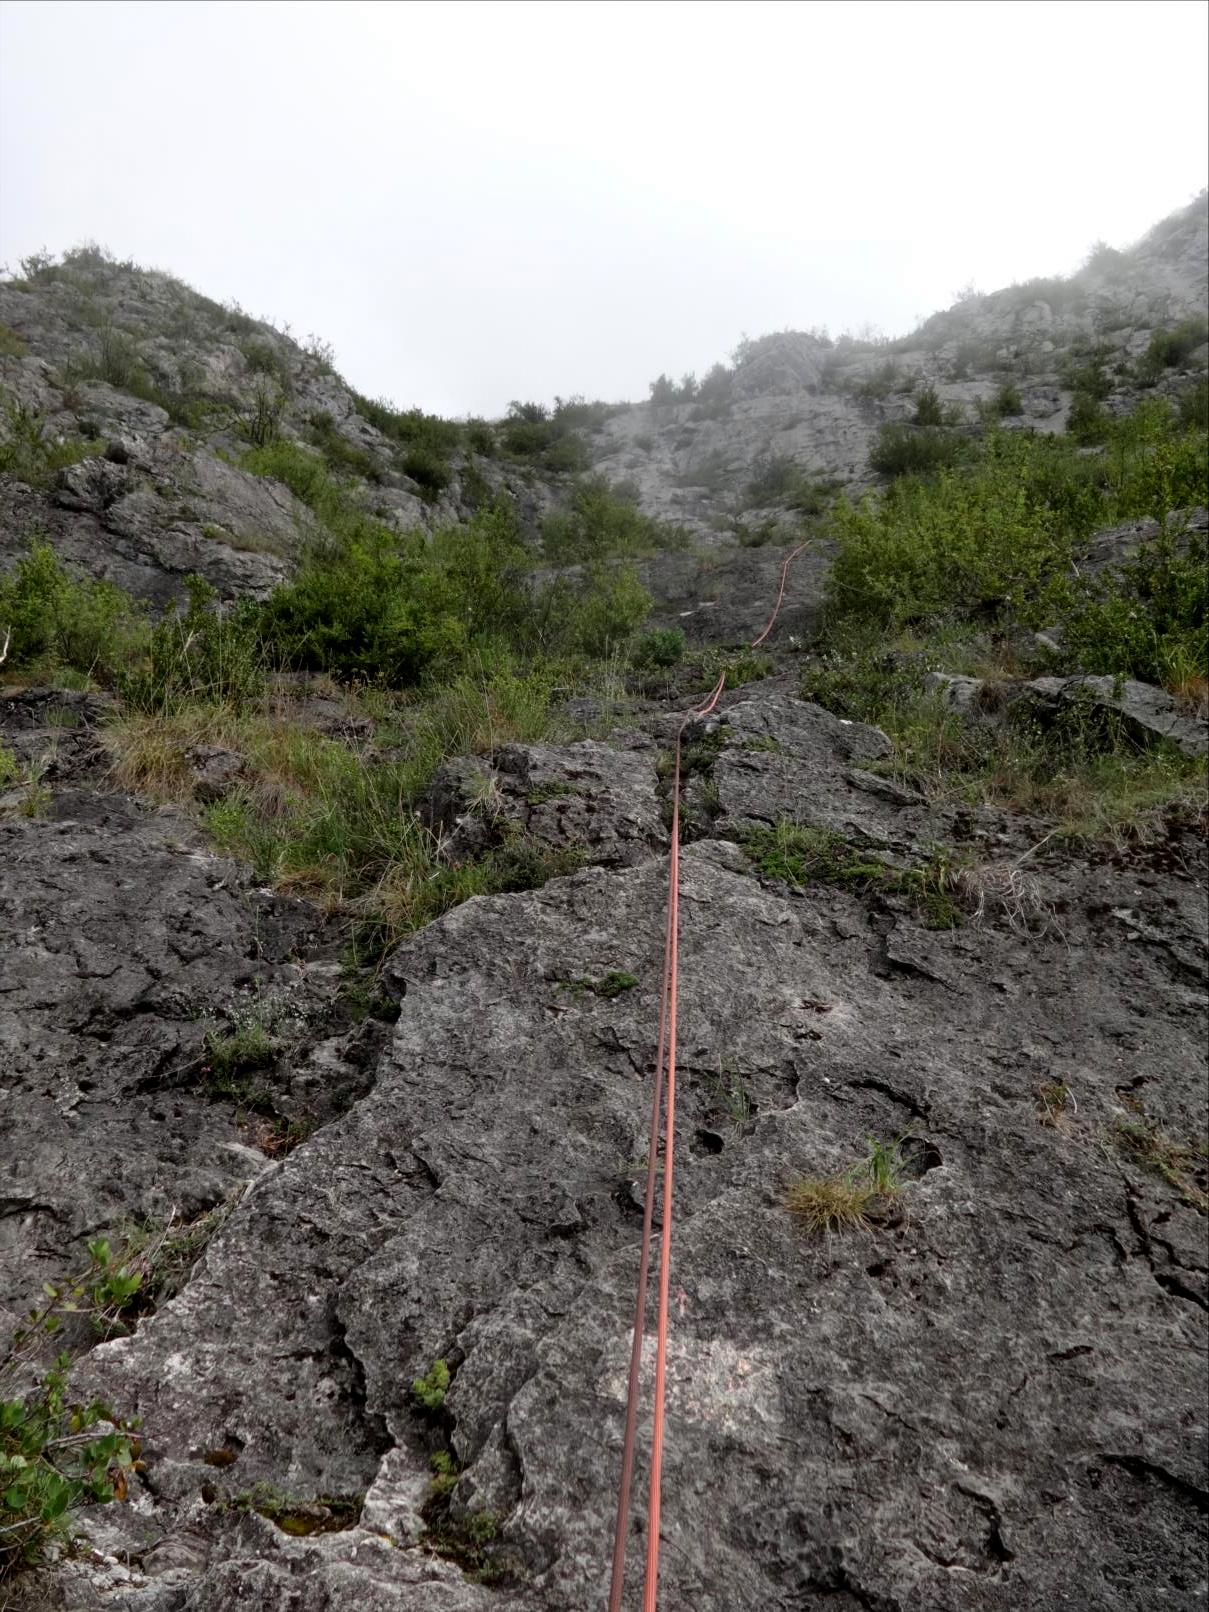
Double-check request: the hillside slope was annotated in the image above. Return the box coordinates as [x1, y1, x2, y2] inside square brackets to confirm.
[1, 202, 1207, 1612]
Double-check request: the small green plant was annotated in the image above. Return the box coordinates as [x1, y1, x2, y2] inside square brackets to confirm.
[0, 403, 102, 489]
[631, 627, 685, 670]
[219, 1482, 362, 1537]
[0, 745, 20, 788]
[0, 1361, 139, 1581]
[868, 422, 962, 478]
[0, 323, 27, 359]
[1036, 1080, 1073, 1127]
[202, 995, 284, 1094]
[429, 1450, 461, 1498]
[743, 823, 965, 928]
[120, 575, 265, 713]
[912, 386, 944, 426]
[238, 374, 287, 448]
[0, 541, 147, 683]
[709, 1060, 752, 1131]
[412, 1358, 451, 1413]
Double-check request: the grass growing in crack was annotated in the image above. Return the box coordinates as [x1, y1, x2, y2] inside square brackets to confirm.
[786, 1137, 907, 1235]
[709, 1059, 752, 1131]
[1036, 1080, 1075, 1128]
[1112, 1119, 1208, 1211]
[558, 969, 638, 999]
[743, 822, 965, 928]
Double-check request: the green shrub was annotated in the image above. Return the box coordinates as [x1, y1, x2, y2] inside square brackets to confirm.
[238, 375, 287, 448]
[994, 382, 1023, 417]
[0, 324, 27, 359]
[1177, 377, 1209, 431]
[498, 399, 590, 472]
[631, 627, 685, 669]
[305, 412, 380, 482]
[0, 1362, 139, 1581]
[868, 422, 962, 478]
[1063, 525, 1208, 688]
[120, 576, 265, 713]
[830, 415, 1206, 636]
[542, 477, 677, 563]
[0, 542, 147, 682]
[95, 324, 139, 388]
[912, 386, 944, 426]
[0, 404, 102, 489]
[1067, 390, 1109, 444]
[533, 562, 652, 658]
[1141, 316, 1209, 375]
[402, 443, 452, 501]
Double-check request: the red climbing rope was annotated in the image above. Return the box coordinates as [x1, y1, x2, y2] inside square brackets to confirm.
[608, 541, 807, 1611]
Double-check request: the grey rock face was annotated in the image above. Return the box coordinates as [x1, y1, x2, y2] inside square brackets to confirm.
[422, 738, 665, 868]
[1, 683, 1198, 1610]
[0, 772, 331, 1343]
[1025, 674, 1209, 757]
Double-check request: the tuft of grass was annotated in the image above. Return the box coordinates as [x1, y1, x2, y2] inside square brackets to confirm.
[785, 1138, 907, 1235]
[1036, 1080, 1074, 1128]
[1112, 1119, 1207, 1211]
[559, 969, 638, 999]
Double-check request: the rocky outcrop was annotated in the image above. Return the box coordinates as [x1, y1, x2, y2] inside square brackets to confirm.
[3, 683, 1205, 1611]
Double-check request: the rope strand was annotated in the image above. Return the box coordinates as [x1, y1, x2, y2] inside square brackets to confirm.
[608, 544, 805, 1609]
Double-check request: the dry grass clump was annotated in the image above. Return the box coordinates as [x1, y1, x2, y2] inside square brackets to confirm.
[1112, 1118, 1208, 1213]
[785, 1138, 906, 1236]
[785, 1175, 877, 1235]
[955, 859, 1057, 937]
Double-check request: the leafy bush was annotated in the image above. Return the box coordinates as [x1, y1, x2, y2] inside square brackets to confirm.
[1064, 524, 1208, 688]
[631, 627, 685, 669]
[0, 542, 147, 682]
[994, 382, 1023, 417]
[0, 324, 27, 359]
[1141, 316, 1209, 375]
[542, 477, 676, 562]
[0, 404, 102, 489]
[498, 399, 591, 472]
[402, 443, 452, 500]
[912, 386, 944, 426]
[238, 375, 287, 447]
[868, 422, 963, 478]
[532, 562, 652, 658]
[121, 576, 265, 713]
[0, 1362, 139, 1581]
[833, 413, 1207, 635]
[305, 412, 380, 481]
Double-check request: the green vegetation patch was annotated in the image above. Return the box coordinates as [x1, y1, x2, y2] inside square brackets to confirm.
[743, 822, 964, 928]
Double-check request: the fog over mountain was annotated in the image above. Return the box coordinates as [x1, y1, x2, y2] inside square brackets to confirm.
[2, 0, 1206, 413]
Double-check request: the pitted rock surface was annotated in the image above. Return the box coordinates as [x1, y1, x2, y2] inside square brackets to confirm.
[423, 738, 665, 868]
[34, 798, 1204, 1611]
[0, 795, 328, 1340]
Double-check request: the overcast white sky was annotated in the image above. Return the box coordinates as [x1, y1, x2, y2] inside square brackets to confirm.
[1, 0, 1206, 416]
